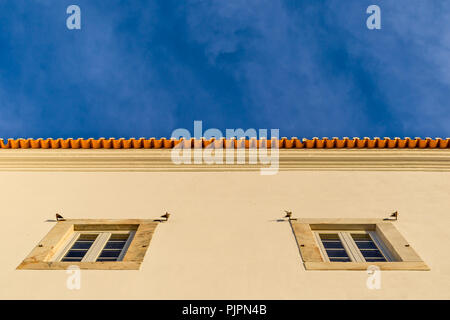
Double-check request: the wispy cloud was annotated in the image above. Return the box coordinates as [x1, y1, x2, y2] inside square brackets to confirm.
[0, 1, 448, 138]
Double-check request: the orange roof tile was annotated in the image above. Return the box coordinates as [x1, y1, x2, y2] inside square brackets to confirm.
[0, 137, 449, 149]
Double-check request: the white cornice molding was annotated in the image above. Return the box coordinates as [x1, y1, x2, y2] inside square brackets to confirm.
[0, 149, 449, 172]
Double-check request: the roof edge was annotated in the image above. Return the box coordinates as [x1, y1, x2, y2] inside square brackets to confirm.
[0, 137, 449, 149]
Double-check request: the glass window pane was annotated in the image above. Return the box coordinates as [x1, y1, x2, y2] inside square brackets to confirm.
[320, 234, 340, 240]
[109, 234, 130, 241]
[61, 257, 83, 262]
[96, 233, 130, 262]
[365, 258, 386, 262]
[98, 250, 122, 258]
[70, 241, 95, 250]
[319, 234, 350, 262]
[78, 234, 99, 241]
[104, 241, 127, 249]
[322, 241, 345, 249]
[351, 234, 387, 262]
[61, 234, 98, 261]
[64, 250, 87, 258]
[329, 257, 351, 262]
[354, 241, 378, 250]
[326, 249, 349, 258]
[360, 250, 385, 258]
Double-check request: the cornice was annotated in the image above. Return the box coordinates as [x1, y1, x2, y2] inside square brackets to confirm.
[0, 149, 449, 172]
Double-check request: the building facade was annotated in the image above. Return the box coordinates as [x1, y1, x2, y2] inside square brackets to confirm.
[1, 137, 449, 299]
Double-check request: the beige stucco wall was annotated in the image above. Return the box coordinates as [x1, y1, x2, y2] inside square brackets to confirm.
[0, 169, 449, 299]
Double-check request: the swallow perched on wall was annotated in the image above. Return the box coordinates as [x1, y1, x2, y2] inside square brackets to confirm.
[390, 211, 398, 221]
[161, 212, 170, 221]
[384, 211, 398, 221]
[284, 210, 292, 219]
[55, 213, 65, 221]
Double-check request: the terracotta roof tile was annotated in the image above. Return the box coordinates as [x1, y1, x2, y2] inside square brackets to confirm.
[0, 138, 449, 149]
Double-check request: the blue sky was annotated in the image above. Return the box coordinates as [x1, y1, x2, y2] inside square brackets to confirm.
[0, 1, 449, 139]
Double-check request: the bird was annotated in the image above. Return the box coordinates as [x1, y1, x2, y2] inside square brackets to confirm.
[384, 211, 398, 221]
[161, 212, 170, 221]
[55, 213, 65, 221]
[390, 211, 398, 221]
[284, 210, 292, 219]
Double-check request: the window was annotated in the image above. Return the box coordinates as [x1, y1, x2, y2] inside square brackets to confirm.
[55, 231, 135, 262]
[290, 218, 429, 270]
[316, 233, 351, 262]
[351, 233, 389, 262]
[17, 219, 159, 270]
[315, 231, 393, 263]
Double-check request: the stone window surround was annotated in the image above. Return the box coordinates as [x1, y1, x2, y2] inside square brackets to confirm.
[290, 218, 429, 271]
[17, 219, 158, 270]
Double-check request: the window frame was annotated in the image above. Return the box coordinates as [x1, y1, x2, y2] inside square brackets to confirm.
[314, 230, 393, 263]
[290, 218, 429, 271]
[17, 219, 159, 270]
[53, 230, 136, 263]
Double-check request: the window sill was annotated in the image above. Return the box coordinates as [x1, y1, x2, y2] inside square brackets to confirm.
[17, 261, 142, 270]
[304, 261, 430, 271]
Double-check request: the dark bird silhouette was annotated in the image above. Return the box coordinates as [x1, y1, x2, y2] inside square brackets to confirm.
[55, 213, 65, 221]
[390, 211, 398, 220]
[384, 211, 398, 221]
[284, 210, 292, 219]
[161, 212, 170, 221]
